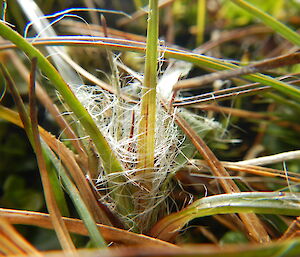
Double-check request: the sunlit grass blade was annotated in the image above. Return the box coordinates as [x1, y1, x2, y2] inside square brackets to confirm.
[2, 36, 299, 100]
[137, 0, 159, 188]
[230, 0, 300, 47]
[150, 192, 300, 241]
[0, 22, 134, 216]
[17, 0, 82, 86]
[173, 110, 270, 242]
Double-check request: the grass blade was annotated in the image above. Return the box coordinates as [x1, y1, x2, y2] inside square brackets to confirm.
[196, 0, 206, 45]
[151, 192, 300, 241]
[0, 22, 135, 217]
[28, 58, 76, 251]
[43, 146, 107, 248]
[0, 217, 40, 256]
[230, 0, 300, 47]
[1, 60, 76, 251]
[0, 208, 177, 248]
[2, 36, 299, 100]
[137, 0, 159, 187]
[0, 105, 107, 247]
[172, 110, 270, 242]
[0, 22, 124, 182]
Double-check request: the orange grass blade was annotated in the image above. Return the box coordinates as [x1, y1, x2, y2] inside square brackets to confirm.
[1, 36, 300, 100]
[28, 58, 77, 251]
[170, 110, 270, 243]
[6, 50, 88, 163]
[0, 105, 113, 227]
[0, 217, 40, 256]
[0, 208, 177, 248]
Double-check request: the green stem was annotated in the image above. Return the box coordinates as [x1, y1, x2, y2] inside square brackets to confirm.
[196, 0, 206, 45]
[0, 22, 133, 218]
[0, 22, 122, 176]
[5, 37, 300, 101]
[0, 105, 107, 247]
[137, 0, 159, 184]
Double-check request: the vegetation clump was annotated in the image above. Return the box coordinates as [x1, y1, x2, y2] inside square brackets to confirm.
[1, 0, 300, 256]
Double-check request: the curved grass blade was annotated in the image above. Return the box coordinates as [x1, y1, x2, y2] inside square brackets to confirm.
[0, 22, 134, 216]
[0, 208, 177, 248]
[172, 109, 270, 242]
[150, 192, 300, 241]
[230, 0, 300, 47]
[1, 36, 299, 100]
[0, 105, 107, 247]
[0, 22, 123, 178]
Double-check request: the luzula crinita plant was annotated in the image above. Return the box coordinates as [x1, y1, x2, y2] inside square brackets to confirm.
[17, 0, 223, 232]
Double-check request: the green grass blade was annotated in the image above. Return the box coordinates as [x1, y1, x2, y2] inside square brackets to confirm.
[43, 144, 107, 248]
[46, 161, 70, 218]
[3, 37, 299, 101]
[0, 22, 123, 177]
[137, 0, 159, 183]
[0, 22, 135, 216]
[230, 0, 300, 47]
[0, 105, 107, 247]
[151, 192, 300, 241]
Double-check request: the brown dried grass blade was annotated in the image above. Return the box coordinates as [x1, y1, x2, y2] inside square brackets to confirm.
[174, 52, 300, 91]
[6, 50, 88, 165]
[0, 217, 40, 256]
[192, 104, 300, 132]
[29, 58, 76, 252]
[170, 111, 270, 243]
[0, 208, 177, 248]
[280, 217, 300, 241]
[0, 105, 115, 227]
[189, 160, 300, 183]
[173, 83, 270, 106]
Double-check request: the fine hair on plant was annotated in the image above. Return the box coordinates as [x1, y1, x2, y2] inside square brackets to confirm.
[2, 0, 300, 256]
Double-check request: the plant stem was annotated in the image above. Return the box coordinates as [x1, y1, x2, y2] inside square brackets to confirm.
[5, 37, 300, 101]
[0, 22, 134, 220]
[0, 105, 107, 247]
[196, 0, 206, 45]
[137, 0, 159, 188]
[0, 22, 123, 178]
